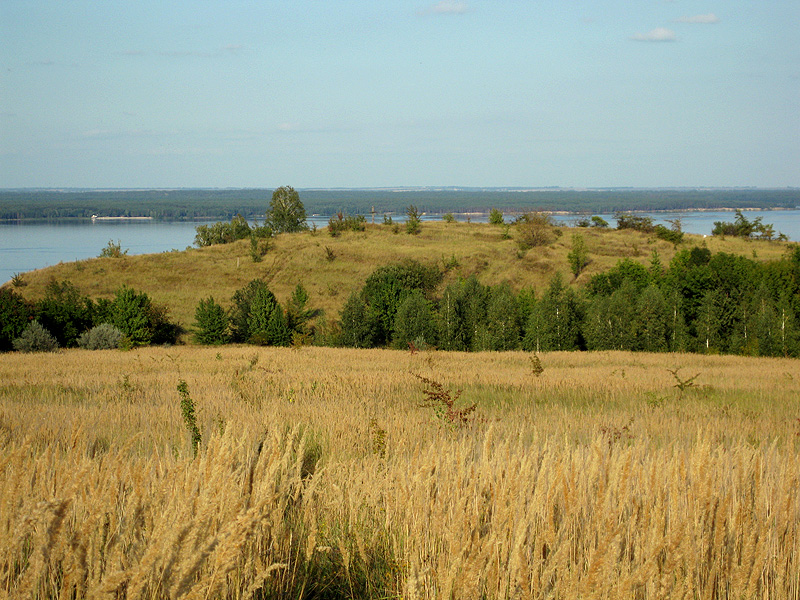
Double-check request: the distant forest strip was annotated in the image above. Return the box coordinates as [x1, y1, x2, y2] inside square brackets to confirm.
[1, 188, 799, 221]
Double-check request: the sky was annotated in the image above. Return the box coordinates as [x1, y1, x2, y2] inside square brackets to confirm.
[1, 1, 798, 189]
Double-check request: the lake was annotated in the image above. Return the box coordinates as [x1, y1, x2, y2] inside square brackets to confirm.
[2, 210, 799, 286]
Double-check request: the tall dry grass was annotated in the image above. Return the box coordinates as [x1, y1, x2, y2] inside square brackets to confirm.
[1, 346, 798, 598]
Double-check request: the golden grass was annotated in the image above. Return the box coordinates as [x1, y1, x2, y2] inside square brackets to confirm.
[13, 222, 792, 333]
[1, 346, 798, 598]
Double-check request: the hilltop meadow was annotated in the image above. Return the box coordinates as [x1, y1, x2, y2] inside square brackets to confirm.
[2, 219, 799, 598]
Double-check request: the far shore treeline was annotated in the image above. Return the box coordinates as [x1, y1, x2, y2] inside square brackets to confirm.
[2, 187, 800, 221]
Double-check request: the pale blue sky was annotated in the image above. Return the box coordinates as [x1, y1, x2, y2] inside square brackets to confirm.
[1, 1, 798, 188]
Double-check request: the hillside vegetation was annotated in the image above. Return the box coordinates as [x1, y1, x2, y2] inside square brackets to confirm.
[10, 221, 791, 333]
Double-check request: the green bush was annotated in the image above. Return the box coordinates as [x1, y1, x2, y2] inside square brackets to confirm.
[489, 208, 504, 225]
[77, 323, 124, 350]
[327, 213, 366, 236]
[13, 320, 59, 353]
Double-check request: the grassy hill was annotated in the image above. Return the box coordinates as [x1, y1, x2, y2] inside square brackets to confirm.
[10, 220, 792, 334]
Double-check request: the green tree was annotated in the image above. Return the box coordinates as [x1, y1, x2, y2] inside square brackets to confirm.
[405, 205, 422, 235]
[523, 274, 580, 352]
[111, 286, 154, 346]
[286, 284, 313, 336]
[361, 260, 441, 345]
[694, 288, 724, 353]
[36, 279, 95, 347]
[264, 303, 291, 347]
[437, 280, 469, 351]
[484, 283, 521, 351]
[338, 292, 377, 348]
[193, 297, 230, 345]
[0, 288, 32, 352]
[636, 283, 668, 352]
[489, 208, 504, 225]
[247, 285, 280, 344]
[265, 186, 307, 233]
[228, 280, 276, 343]
[393, 289, 438, 349]
[567, 233, 590, 279]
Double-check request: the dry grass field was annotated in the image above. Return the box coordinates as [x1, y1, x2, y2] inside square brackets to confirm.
[1, 345, 798, 598]
[13, 221, 792, 331]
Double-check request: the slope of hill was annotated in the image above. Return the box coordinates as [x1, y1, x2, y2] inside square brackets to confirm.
[10, 221, 792, 333]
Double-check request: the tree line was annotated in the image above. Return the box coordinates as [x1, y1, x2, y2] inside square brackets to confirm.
[1, 281, 180, 352]
[187, 244, 800, 358]
[4, 243, 799, 357]
[3, 188, 799, 221]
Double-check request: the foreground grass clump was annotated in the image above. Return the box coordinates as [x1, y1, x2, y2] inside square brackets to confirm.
[0, 346, 798, 598]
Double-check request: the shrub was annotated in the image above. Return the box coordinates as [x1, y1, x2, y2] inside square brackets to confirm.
[489, 208, 504, 225]
[13, 320, 59, 353]
[327, 213, 366, 236]
[77, 323, 124, 350]
[99, 239, 127, 258]
[194, 214, 254, 247]
[443, 213, 456, 224]
[515, 212, 556, 250]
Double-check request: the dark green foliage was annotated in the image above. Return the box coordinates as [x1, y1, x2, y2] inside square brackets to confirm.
[193, 297, 230, 345]
[587, 258, 651, 296]
[264, 304, 292, 347]
[111, 286, 155, 346]
[0, 287, 32, 352]
[523, 274, 580, 352]
[437, 280, 470, 351]
[286, 284, 313, 337]
[636, 284, 668, 352]
[393, 289, 438, 349]
[338, 292, 377, 348]
[361, 260, 442, 346]
[77, 323, 124, 350]
[483, 284, 521, 351]
[36, 279, 95, 347]
[13, 320, 59, 353]
[246, 285, 289, 346]
[266, 186, 307, 233]
[229, 280, 276, 343]
[591, 215, 609, 228]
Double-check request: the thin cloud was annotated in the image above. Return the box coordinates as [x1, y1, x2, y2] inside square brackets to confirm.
[418, 1, 469, 16]
[674, 13, 720, 24]
[630, 27, 677, 42]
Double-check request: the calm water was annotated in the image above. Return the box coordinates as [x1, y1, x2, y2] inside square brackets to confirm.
[2, 210, 799, 285]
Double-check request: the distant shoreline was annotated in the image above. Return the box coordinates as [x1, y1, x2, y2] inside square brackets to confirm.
[90, 215, 153, 221]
